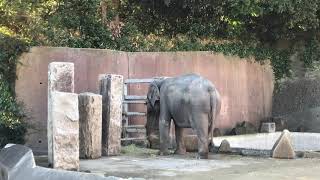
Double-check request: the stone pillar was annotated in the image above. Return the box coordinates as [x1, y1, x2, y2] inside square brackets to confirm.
[48, 91, 79, 170]
[78, 93, 102, 159]
[47, 62, 77, 170]
[99, 74, 123, 156]
[48, 62, 74, 93]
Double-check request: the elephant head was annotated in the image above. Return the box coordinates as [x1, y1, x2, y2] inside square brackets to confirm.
[147, 81, 160, 108]
[146, 78, 165, 148]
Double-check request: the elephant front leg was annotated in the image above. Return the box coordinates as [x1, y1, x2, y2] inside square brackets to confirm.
[159, 112, 171, 156]
[174, 126, 186, 155]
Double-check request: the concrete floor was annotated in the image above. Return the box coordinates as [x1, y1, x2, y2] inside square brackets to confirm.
[36, 147, 320, 180]
[79, 154, 320, 180]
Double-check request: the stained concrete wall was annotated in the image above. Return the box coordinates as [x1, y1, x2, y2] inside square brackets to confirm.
[15, 47, 274, 154]
[273, 75, 320, 132]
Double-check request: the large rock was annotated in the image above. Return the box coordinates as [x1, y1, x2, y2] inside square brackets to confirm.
[275, 107, 320, 132]
[260, 122, 276, 133]
[99, 74, 123, 156]
[272, 117, 288, 131]
[272, 130, 295, 159]
[218, 139, 231, 153]
[0, 144, 131, 180]
[48, 91, 79, 170]
[273, 76, 320, 132]
[230, 121, 257, 135]
[79, 93, 102, 159]
[48, 62, 74, 166]
[0, 144, 35, 180]
[240, 149, 271, 157]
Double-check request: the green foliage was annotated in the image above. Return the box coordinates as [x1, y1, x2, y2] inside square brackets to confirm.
[140, 0, 320, 42]
[42, 0, 116, 48]
[0, 33, 28, 147]
[301, 38, 320, 68]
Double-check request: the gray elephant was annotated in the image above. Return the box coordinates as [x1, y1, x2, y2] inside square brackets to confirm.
[146, 74, 221, 159]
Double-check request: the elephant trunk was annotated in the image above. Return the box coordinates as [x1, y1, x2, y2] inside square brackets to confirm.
[209, 89, 221, 144]
[146, 100, 161, 148]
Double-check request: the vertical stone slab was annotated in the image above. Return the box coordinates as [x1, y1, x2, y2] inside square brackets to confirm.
[48, 62, 75, 169]
[99, 74, 123, 156]
[48, 91, 79, 170]
[48, 62, 74, 93]
[78, 93, 102, 159]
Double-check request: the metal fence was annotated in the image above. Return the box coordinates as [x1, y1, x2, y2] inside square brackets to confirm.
[121, 78, 154, 141]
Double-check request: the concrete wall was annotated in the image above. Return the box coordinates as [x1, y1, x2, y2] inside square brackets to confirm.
[273, 75, 320, 132]
[15, 47, 274, 154]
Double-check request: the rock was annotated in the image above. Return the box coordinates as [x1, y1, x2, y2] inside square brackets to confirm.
[48, 62, 74, 166]
[272, 117, 288, 131]
[272, 129, 295, 159]
[295, 151, 305, 158]
[99, 74, 123, 156]
[79, 93, 102, 159]
[0, 144, 128, 180]
[213, 128, 222, 137]
[230, 121, 257, 135]
[0, 144, 35, 180]
[273, 106, 320, 133]
[48, 91, 79, 170]
[260, 122, 276, 133]
[218, 139, 231, 153]
[240, 149, 271, 157]
[303, 151, 320, 158]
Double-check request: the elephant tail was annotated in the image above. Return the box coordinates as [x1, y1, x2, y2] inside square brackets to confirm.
[209, 89, 221, 145]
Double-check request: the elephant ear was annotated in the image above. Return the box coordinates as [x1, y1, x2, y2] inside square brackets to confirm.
[147, 82, 160, 108]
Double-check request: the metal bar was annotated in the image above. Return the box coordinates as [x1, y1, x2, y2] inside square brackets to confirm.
[126, 129, 146, 133]
[123, 100, 147, 104]
[124, 79, 154, 84]
[124, 112, 146, 116]
[125, 95, 147, 100]
[123, 83, 128, 138]
[124, 125, 145, 128]
[121, 137, 147, 141]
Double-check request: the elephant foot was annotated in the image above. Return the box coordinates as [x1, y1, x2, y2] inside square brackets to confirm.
[197, 152, 209, 159]
[158, 150, 171, 156]
[174, 148, 187, 155]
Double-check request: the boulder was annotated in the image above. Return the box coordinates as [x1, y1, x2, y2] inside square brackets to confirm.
[0, 144, 129, 180]
[272, 117, 288, 131]
[260, 122, 276, 133]
[272, 130, 295, 159]
[218, 139, 231, 153]
[230, 121, 257, 135]
[213, 128, 222, 137]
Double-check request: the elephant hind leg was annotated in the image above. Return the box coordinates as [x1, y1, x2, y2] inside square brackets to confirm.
[174, 126, 186, 155]
[193, 113, 209, 159]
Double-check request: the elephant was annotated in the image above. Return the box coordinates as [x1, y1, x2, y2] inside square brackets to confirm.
[146, 74, 221, 159]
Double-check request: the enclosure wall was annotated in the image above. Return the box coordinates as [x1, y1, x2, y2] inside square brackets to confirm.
[15, 47, 274, 153]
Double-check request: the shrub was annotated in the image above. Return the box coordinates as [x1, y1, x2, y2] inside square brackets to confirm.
[0, 33, 29, 148]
